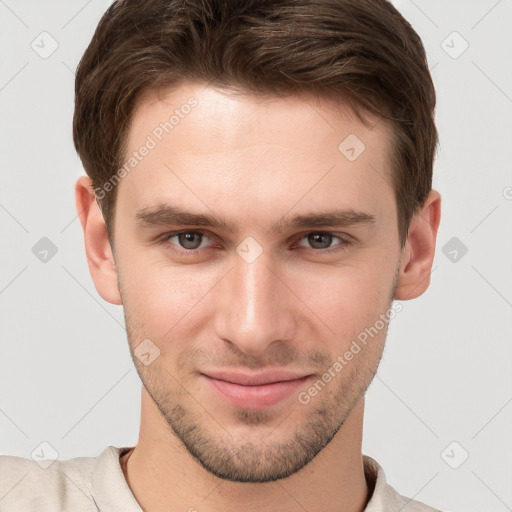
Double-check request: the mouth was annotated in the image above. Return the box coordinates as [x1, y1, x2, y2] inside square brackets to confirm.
[200, 369, 312, 409]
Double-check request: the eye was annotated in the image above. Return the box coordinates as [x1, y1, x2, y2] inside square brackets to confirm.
[295, 232, 352, 253]
[160, 231, 213, 253]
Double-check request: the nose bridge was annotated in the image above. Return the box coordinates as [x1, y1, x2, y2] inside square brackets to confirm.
[215, 247, 295, 355]
[238, 253, 275, 326]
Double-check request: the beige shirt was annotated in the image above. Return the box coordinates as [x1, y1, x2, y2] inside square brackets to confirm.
[0, 446, 441, 511]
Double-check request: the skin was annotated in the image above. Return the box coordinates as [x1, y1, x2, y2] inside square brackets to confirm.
[76, 81, 441, 512]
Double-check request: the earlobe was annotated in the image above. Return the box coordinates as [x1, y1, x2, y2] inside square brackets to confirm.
[75, 175, 122, 305]
[394, 189, 441, 300]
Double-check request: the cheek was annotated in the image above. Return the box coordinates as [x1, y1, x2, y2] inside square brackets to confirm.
[294, 262, 392, 336]
[118, 254, 220, 339]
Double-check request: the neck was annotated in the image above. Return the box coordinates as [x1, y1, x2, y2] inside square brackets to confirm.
[121, 388, 369, 512]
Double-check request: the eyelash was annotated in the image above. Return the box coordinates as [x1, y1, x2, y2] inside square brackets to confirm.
[159, 230, 353, 256]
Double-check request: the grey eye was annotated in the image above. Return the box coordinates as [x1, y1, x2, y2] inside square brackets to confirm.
[176, 232, 204, 250]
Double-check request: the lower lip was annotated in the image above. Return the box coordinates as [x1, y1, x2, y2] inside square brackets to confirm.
[203, 375, 311, 409]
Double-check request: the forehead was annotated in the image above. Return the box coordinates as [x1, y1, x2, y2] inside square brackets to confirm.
[129, 83, 391, 156]
[119, 82, 396, 229]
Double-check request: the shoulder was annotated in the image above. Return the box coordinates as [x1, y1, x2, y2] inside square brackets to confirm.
[363, 455, 442, 512]
[0, 446, 123, 512]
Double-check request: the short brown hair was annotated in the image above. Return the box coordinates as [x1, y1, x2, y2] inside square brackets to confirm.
[73, 0, 437, 248]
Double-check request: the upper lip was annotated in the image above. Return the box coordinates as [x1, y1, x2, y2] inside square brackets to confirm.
[202, 369, 311, 386]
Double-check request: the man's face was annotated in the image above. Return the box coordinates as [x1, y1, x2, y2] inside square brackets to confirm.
[112, 82, 402, 482]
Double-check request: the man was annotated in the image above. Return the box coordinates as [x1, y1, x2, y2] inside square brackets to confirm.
[0, 0, 442, 510]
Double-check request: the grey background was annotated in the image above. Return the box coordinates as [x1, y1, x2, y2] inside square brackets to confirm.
[1, 1, 511, 511]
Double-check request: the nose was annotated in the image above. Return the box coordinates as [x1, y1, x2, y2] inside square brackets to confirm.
[213, 249, 297, 357]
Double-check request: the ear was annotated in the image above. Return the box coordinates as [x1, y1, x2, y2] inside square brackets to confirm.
[75, 175, 122, 305]
[394, 189, 441, 300]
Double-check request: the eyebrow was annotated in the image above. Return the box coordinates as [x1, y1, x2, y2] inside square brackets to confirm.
[135, 204, 376, 235]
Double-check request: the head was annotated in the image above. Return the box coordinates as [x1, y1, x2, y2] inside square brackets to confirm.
[74, 0, 441, 483]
